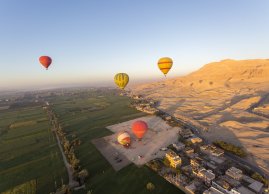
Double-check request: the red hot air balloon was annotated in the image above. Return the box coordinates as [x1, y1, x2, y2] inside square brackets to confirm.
[39, 56, 52, 70]
[132, 120, 148, 140]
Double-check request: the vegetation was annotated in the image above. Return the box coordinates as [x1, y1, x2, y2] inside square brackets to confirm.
[1, 179, 36, 194]
[1, 90, 184, 194]
[50, 90, 183, 194]
[146, 182, 155, 191]
[9, 120, 36, 128]
[213, 140, 247, 157]
[147, 160, 162, 172]
[0, 106, 67, 193]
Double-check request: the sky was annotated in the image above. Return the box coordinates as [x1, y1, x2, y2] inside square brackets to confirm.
[0, 0, 269, 90]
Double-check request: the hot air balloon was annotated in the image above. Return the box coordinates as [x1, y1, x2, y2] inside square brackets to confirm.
[114, 73, 129, 89]
[39, 56, 52, 70]
[132, 120, 148, 140]
[158, 57, 173, 77]
[117, 131, 131, 147]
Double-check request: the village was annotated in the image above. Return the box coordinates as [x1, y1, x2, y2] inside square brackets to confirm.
[128, 93, 269, 194]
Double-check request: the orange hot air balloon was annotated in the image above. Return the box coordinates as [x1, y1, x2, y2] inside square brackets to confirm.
[132, 120, 148, 140]
[39, 56, 52, 70]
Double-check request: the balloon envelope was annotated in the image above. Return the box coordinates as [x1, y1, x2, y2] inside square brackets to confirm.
[114, 73, 129, 89]
[39, 56, 52, 70]
[117, 131, 131, 147]
[158, 57, 173, 76]
[132, 120, 148, 139]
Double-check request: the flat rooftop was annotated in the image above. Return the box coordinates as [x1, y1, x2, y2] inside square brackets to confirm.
[92, 115, 181, 171]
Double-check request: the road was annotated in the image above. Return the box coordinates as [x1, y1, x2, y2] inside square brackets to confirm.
[54, 129, 79, 188]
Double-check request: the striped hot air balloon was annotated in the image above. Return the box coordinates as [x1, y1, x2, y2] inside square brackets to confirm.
[114, 73, 129, 90]
[132, 120, 148, 140]
[117, 131, 131, 147]
[157, 57, 173, 77]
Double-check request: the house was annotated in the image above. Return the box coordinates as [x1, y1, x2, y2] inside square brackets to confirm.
[248, 180, 264, 193]
[203, 187, 225, 194]
[165, 149, 182, 168]
[190, 157, 203, 169]
[179, 128, 193, 138]
[237, 186, 255, 194]
[200, 144, 224, 157]
[188, 136, 203, 144]
[185, 182, 196, 194]
[225, 167, 243, 181]
[196, 168, 215, 185]
[185, 147, 194, 155]
[212, 180, 231, 194]
[172, 142, 185, 151]
[202, 169, 216, 185]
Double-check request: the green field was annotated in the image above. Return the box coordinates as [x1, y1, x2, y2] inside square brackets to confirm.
[51, 92, 184, 194]
[0, 106, 68, 193]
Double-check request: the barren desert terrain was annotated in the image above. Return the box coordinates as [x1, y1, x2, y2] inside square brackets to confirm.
[132, 59, 269, 173]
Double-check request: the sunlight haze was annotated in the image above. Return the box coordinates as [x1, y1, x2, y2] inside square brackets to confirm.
[0, 0, 269, 90]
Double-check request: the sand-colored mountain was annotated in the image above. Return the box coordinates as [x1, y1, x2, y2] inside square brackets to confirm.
[132, 59, 269, 174]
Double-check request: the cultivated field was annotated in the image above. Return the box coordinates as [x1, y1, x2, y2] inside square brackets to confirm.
[0, 106, 67, 193]
[50, 91, 183, 194]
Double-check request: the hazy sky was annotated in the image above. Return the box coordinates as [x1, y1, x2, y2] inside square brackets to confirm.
[1, 0, 269, 90]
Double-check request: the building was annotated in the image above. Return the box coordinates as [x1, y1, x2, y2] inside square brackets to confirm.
[185, 182, 196, 194]
[206, 162, 217, 172]
[200, 144, 224, 157]
[210, 155, 226, 165]
[188, 136, 203, 144]
[248, 180, 264, 193]
[165, 149, 182, 168]
[179, 128, 193, 138]
[197, 168, 216, 185]
[185, 147, 194, 155]
[225, 167, 243, 181]
[212, 181, 231, 194]
[237, 186, 255, 194]
[229, 188, 241, 194]
[172, 142, 185, 151]
[203, 187, 225, 194]
[203, 170, 216, 185]
[190, 158, 203, 169]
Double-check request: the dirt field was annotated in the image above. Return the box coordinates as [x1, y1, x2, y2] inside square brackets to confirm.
[92, 116, 180, 171]
[91, 138, 131, 171]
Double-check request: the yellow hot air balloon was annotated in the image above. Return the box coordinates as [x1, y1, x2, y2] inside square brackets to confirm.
[117, 131, 131, 147]
[114, 73, 129, 89]
[158, 57, 173, 77]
